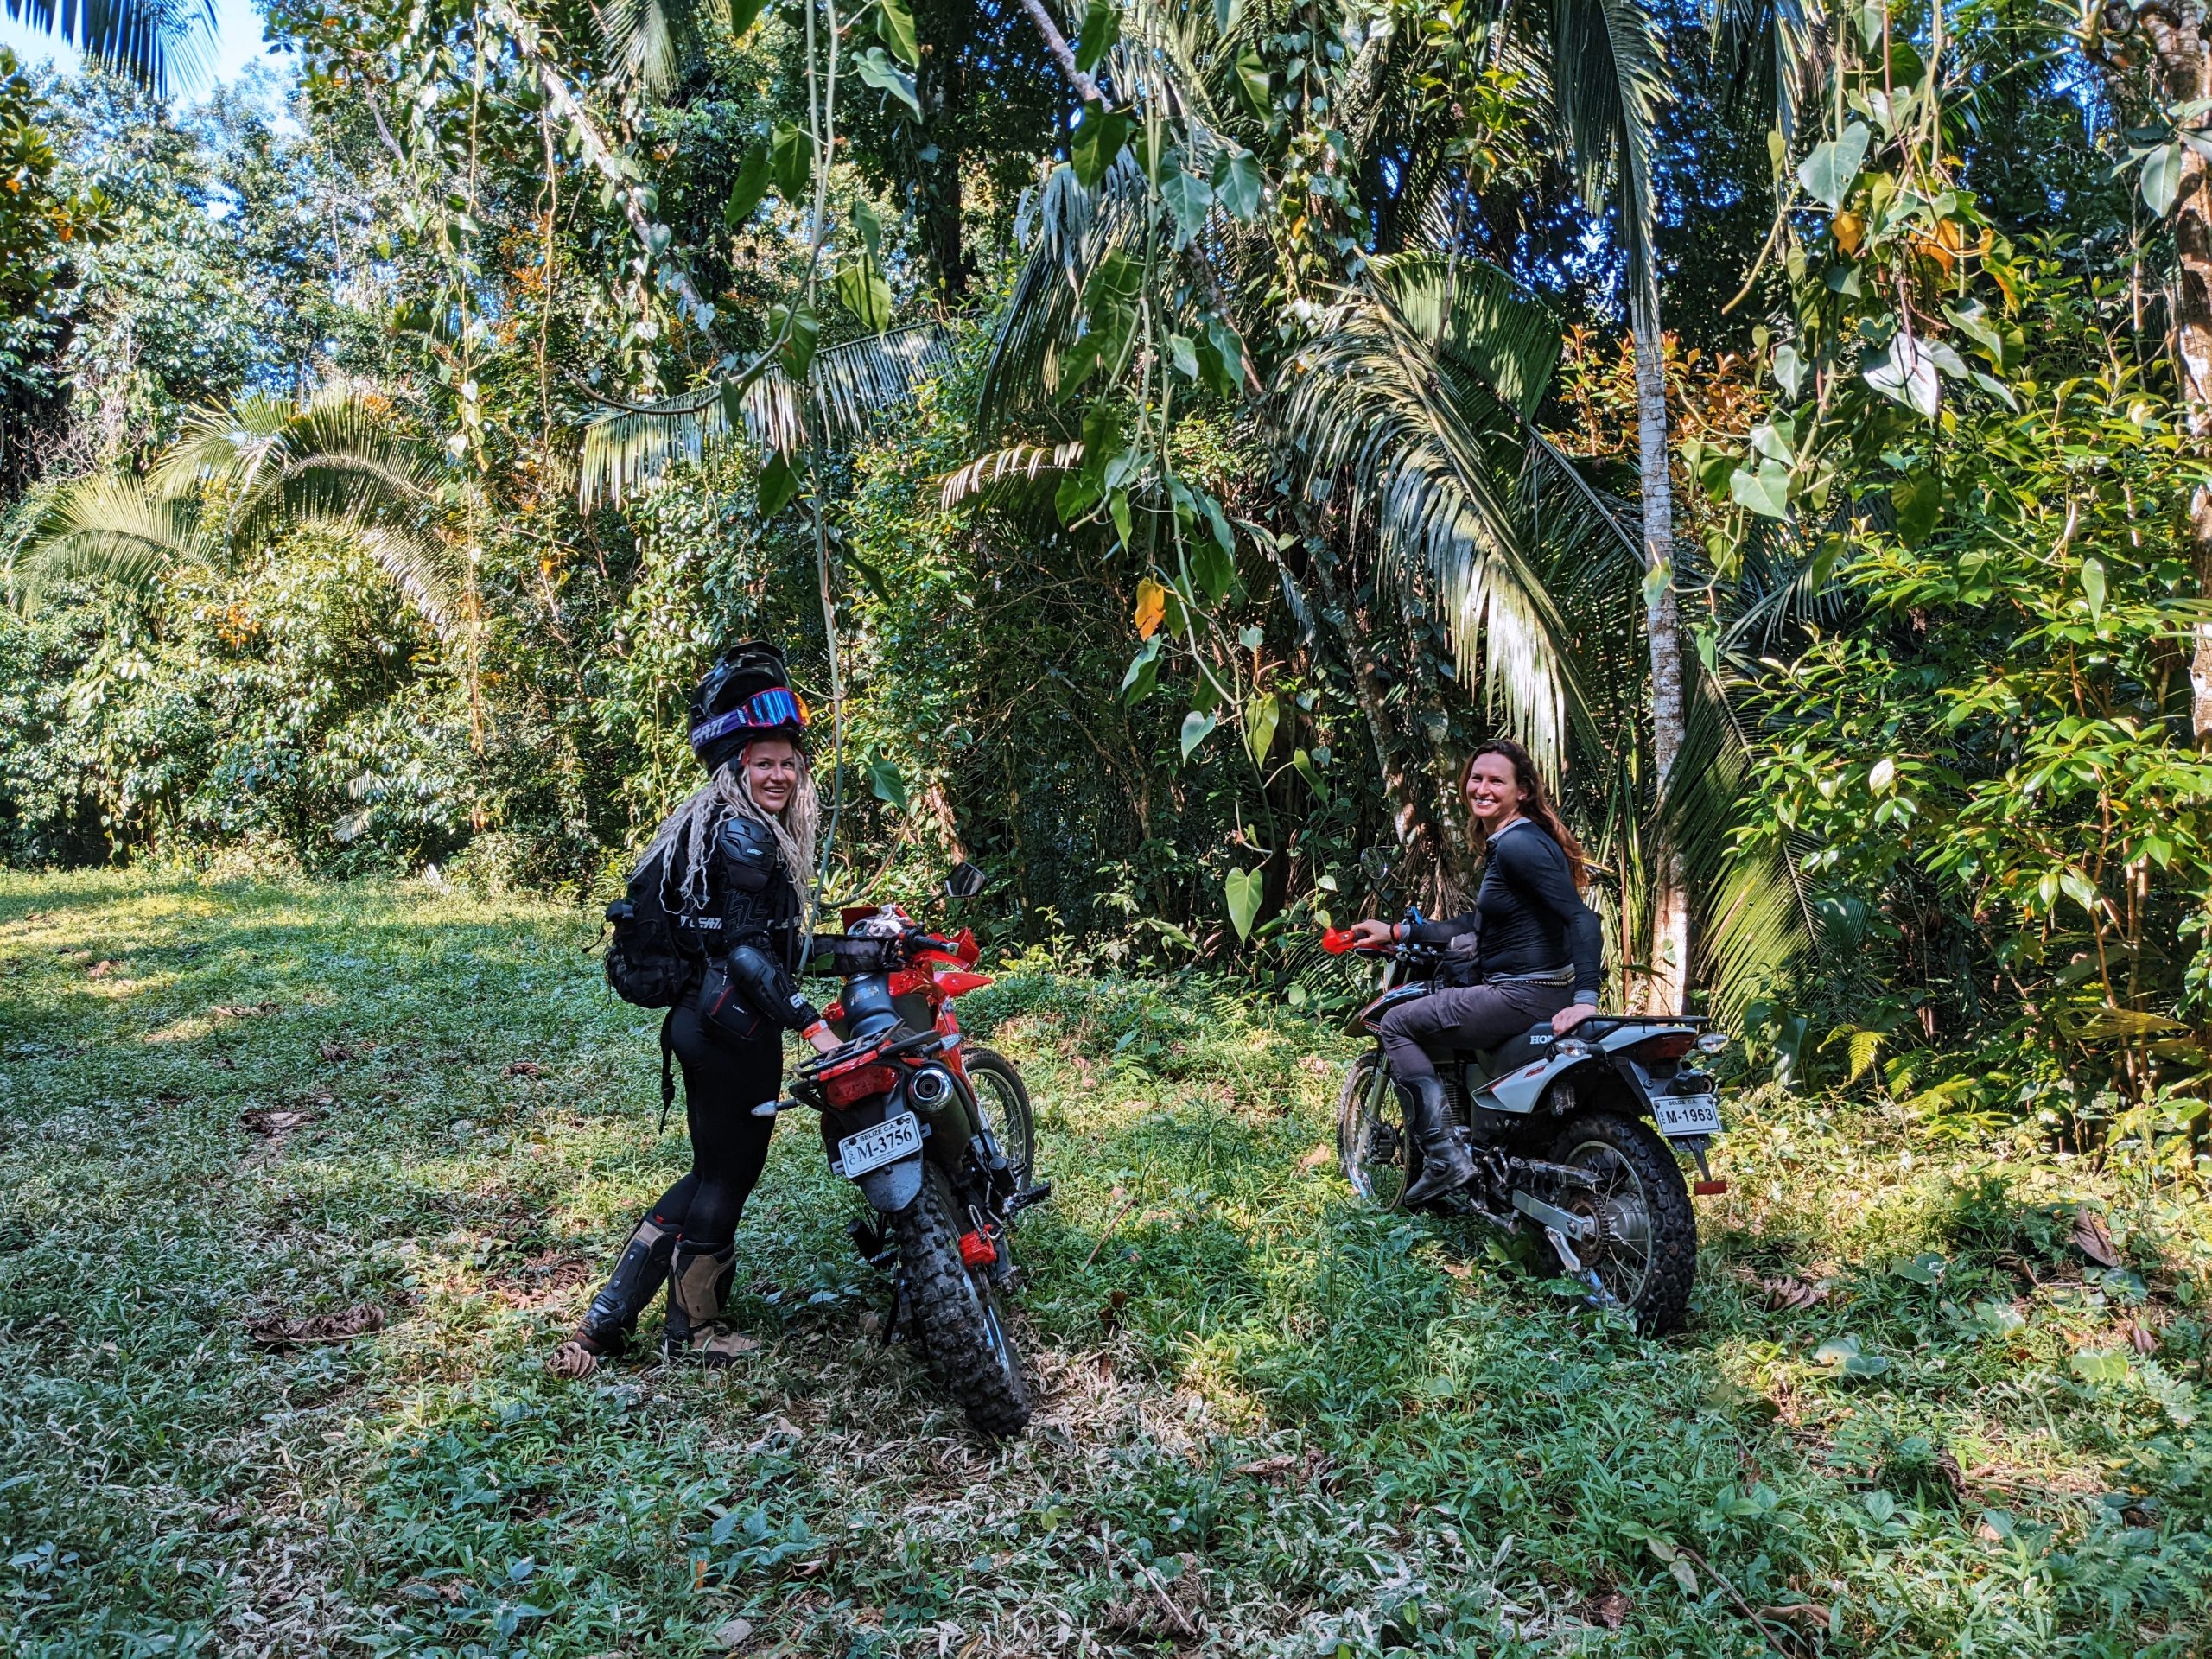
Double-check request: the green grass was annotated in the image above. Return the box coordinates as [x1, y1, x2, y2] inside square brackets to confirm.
[2, 871, 2208, 1657]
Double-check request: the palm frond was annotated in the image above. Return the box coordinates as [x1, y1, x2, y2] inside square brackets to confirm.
[1374, 252, 1565, 419]
[1283, 289, 1580, 772]
[1545, 0, 1669, 325]
[1709, 0, 1826, 144]
[595, 0, 682, 95]
[300, 516, 462, 642]
[810, 323, 957, 445]
[938, 442, 1084, 510]
[12, 473, 216, 610]
[1660, 659, 1820, 1021]
[154, 392, 302, 499]
[3, 0, 214, 94]
[977, 150, 1150, 442]
[577, 324, 954, 508]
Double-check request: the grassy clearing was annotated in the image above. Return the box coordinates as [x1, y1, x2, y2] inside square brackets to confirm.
[2, 872, 2209, 1658]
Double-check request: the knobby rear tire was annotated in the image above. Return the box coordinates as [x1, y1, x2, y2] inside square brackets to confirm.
[893, 1162, 1033, 1438]
[1549, 1111, 1698, 1333]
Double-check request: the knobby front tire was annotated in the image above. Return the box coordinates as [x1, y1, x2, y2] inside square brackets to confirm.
[893, 1162, 1033, 1438]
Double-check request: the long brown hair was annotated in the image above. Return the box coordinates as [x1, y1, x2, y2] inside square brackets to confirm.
[1462, 739, 1590, 891]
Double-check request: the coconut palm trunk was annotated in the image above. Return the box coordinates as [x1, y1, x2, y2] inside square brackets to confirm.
[1634, 305, 1690, 1014]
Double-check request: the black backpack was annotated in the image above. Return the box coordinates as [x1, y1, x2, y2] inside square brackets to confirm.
[604, 845, 702, 1009]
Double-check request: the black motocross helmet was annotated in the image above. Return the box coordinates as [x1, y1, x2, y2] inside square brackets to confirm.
[687, 640, 809, 774]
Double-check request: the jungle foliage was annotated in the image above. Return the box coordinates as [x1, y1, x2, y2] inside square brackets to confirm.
[0, 0, 2206, 1163]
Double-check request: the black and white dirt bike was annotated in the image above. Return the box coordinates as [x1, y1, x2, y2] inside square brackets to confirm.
[1322, 925, 1729, 1331]
[769, 865, 1050, 1437]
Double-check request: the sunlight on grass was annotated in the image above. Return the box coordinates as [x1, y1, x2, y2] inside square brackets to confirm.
[2, 873, 2208, 1656]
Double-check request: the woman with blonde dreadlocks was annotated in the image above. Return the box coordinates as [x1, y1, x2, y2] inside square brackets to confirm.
[551, 642, 842, 1374]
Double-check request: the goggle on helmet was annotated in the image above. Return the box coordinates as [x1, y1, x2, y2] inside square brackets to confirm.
[688, 685, 810, 751]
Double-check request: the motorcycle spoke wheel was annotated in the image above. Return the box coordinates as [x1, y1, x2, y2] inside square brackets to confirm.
[1560, 1144, 1654, 1307]
[1550, 1113, 1698, 1332]
[1337, 1053, 1408, 1209]
[964, 1047, 1036, 1186]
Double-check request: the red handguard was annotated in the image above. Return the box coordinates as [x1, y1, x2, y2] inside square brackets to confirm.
[1320, 926, 1358, 956]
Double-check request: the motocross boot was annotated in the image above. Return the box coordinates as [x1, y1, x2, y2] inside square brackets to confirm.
[546, 1215, 676, 1379]
[662, 1242, 758, 1365]
[1398, 1073, 1475, 1207]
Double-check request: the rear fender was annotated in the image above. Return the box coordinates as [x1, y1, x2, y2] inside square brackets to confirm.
[821, 1083, 930, 1213]
[857, 1154, 925, 1213]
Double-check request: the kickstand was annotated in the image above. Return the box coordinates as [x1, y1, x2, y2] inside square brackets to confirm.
[880, 1278, 909, 1347]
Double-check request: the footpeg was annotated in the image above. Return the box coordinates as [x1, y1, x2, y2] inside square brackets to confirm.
[1005, 1179, 1054, 1215]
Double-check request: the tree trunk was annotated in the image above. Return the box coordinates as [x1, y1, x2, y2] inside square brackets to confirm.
[2128, 10, 2212, 736]
[1633, 305, 1690, 1014]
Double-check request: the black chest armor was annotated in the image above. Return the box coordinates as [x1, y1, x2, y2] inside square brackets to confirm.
[673, 813, 804, 969]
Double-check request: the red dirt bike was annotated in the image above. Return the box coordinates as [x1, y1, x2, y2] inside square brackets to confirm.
[768, 865, 1048, 1437]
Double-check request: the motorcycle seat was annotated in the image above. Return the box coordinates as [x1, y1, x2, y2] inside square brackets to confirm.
[1467, 1021, 1557, 1082]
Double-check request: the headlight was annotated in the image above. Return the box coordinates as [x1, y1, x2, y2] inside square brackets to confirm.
[1696, 1031, 1730, 1055]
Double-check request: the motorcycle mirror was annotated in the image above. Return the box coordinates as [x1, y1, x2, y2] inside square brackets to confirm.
[944, 861, 987, 900]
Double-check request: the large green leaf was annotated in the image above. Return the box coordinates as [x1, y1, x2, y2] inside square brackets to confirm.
[836, 253, 893, 331]
[769, 121, 812, 201]
[874, 0, 920, 66]
[1071, 108, 1135, 190]
[1075, 0, 1119, 72]
[1796, 123, 1870, 212]
[1243, 693, 1281, 766]
[725, 143, 771, 227]
[854, 46, 921, 118]
[1223, 868, 1262, 942]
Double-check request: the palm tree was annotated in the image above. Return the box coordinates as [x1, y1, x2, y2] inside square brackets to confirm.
[3, 0, 216, 94]
[975, 0, 1802, 1007]
[13, 386, 467, 650]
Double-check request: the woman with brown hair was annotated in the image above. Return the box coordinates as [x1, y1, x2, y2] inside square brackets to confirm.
[1346, 738, 1604, 1205]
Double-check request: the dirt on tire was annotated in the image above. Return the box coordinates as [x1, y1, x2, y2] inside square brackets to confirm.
[893, 1164, 1033, 1437]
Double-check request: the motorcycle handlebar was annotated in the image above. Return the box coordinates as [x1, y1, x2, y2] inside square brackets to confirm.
[1317, 926, 1441, 962]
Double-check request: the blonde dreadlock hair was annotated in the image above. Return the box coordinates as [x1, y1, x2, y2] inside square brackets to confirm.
[637, 743, 820, 926]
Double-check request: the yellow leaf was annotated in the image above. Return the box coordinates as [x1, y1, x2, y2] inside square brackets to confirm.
[1134, 578, 1166, 640]
[1833, 211, 1864, 255]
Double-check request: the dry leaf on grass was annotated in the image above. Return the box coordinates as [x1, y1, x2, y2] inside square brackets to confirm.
[713, 1616, 754, 1650]
[1098, 1576, 1201, 1643]
[245, 1304, 385, 1348]
[86, 959, 119, 979]
[318, 1041, 356, 1063]
[1296, 1142, 1332, 1173]
[212, 1001, 280, 1020]
[241, 1108, 315, 1136]
[1762, 1274, 1829, 1311]
[2073, 1208, 2120, 1268]
[1234, 1452, 1296, 1480]
[1300, 1056, 1332, 1076]
[502, 1059, 545, 1077]
[1590, 1590, 1632, 1630]
[2128, 1320, 2160, 1355]
[1439, 1260, 1476, 1281]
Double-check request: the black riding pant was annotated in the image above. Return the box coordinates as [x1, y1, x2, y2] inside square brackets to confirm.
[646, 1001, 784, 1251]
[1377, 982, 1573, 1084]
